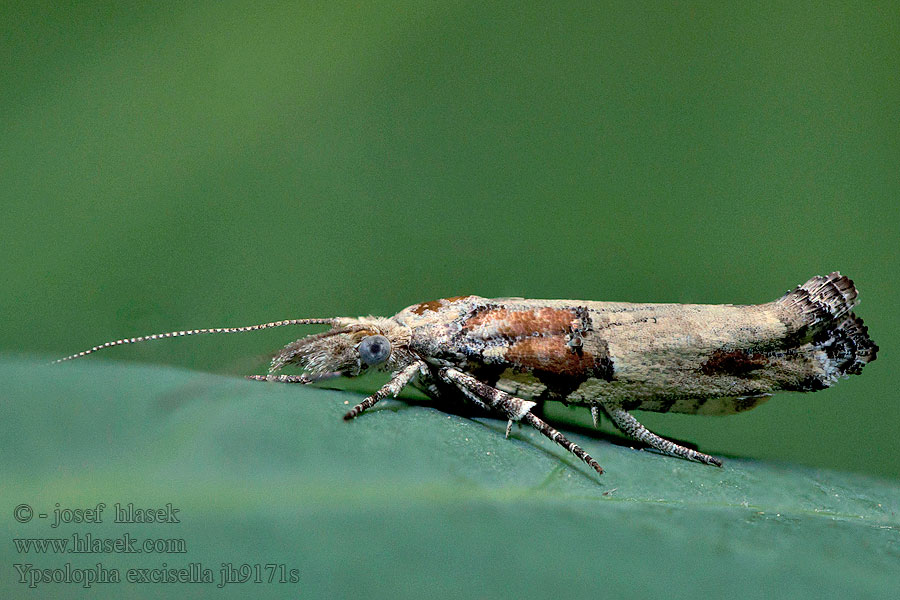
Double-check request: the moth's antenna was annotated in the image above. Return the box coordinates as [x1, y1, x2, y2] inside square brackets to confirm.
[53, 318, 336, 364]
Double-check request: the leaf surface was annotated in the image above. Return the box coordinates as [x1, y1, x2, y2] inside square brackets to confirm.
[2, 357, 898, 599]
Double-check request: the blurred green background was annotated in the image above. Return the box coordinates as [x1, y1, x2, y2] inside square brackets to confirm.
[2, 0, 898, 485]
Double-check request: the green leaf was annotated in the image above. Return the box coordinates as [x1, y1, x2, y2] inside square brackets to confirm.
[3, 357, 898, 599]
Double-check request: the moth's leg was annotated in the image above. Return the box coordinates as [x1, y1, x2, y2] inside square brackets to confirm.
[440, 367, 604, 475]
[246, 372, 340, 384]
[452, 383, 493, 416]
[343, 361, 425, 420]
[520, 413, 604, 475]
[410, 372, 497, 422]
[451, 383, 525, 438]
[599, 401, 723, 467]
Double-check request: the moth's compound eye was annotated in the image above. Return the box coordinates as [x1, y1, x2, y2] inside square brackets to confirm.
[358, 335, 391, 366]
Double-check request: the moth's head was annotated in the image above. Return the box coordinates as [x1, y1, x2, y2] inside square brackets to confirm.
[269, 317, 411, 378]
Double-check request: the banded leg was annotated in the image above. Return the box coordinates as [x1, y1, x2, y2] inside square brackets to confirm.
[452, 382, 517, 439]
[246, 372, 340, 384]
[343, 361, 424, 421]
[521, 413, 604, 475]
[440, 367, 604, 475]
[600, 401, 723, 467]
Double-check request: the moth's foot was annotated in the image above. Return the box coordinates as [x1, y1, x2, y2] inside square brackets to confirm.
[246, 374, 314, 384]
[601, 402, 723, 468]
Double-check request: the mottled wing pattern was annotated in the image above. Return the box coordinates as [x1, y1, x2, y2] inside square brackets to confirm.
[397, 273, 878, 417]
[412, 298, 612, 403]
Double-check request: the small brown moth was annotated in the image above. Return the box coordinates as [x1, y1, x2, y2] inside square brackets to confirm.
[57, 272, 877, 475]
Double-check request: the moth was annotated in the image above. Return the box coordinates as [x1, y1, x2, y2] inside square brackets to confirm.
[57, 272, 877, 476]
